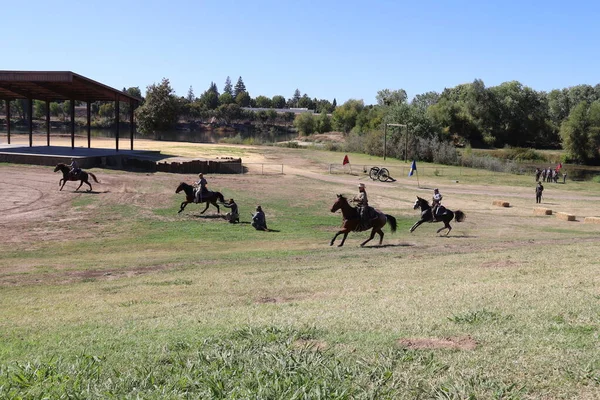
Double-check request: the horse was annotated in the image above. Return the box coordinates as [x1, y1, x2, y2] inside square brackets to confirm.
[175, 182, 225, 214]
[410, 196, 465, 235]
[53, 163, 99, 192]
[329, 194, 397, 247]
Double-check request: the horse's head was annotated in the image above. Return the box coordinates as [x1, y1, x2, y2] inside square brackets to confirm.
[331, 194, 347, 213]
[175, 182, 185, 193]
[413, 196, 429, 210]
[54, 163, 66, 173]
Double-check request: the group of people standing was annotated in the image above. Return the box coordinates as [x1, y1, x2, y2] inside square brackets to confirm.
[535, 167, 566, 184]
[191, 173, 268, 231]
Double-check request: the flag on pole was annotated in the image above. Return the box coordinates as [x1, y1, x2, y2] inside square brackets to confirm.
[343, 155, 350, 165]
[555, 162, 562, 171]
[408, 160, 417, 176]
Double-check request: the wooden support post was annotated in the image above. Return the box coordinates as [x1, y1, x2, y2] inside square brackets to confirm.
[129, 100, 134, 150]
[87, 102, 91, 148]
[70, 100, 75, 149]
[28, 98, 33, 147]
[5, 100, 10, 144]
[115, 99, 120, 152]
[46, 100, 50, 146]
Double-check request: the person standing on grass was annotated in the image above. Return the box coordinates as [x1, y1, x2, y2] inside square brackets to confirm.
[536, 181, 544, 203]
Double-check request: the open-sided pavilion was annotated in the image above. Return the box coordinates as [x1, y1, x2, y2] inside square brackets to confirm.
[0, 71, 142, 151]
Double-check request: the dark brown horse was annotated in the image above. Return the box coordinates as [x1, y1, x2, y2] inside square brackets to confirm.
[330, 194, 397, 247]
[54, 163, 99, 191]
[410, 196, 465, 235]
[176, 182, 225, 214]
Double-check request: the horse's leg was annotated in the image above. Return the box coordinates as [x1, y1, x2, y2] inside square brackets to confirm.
[410, 220, 424, 233]
[338, 232, 349, 247]
[436, 221, 451, 235]
[330, 231, 344, 246]
[178, 201, 188, 214]
[200, 201, 209, 214]
[75, 180, 84, 191]
[84, 179, 92, 192]
[360, 228, 382, 247]
[59, 179, 67, 191]
[212, 200, 220, 214]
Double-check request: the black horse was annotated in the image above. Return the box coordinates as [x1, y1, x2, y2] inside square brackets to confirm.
[410, 196, 465, 235]
[175, 182, 225, 214]
[53, 163, 99, 192]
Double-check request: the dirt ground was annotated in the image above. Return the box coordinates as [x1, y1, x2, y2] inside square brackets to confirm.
[2, 135, 599, 270]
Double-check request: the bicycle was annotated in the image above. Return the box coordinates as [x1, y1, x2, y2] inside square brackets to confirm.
[369, 166, 391, 182]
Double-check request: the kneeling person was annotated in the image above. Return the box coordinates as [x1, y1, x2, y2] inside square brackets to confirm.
[223, 198, 239, 223]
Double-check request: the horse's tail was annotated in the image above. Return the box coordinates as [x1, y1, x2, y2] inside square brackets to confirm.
[88, 172, 99, 183]
[454, 210, 466, 222]
[385, 214, 397, 233]
[216, 191, 225, 203]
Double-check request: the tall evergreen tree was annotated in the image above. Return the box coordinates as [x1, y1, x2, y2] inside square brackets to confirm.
[291, 89, 301, 107]
[223, 76, 233, 95]
[186, 86, 195, 102]
[233, 77, 247, 98]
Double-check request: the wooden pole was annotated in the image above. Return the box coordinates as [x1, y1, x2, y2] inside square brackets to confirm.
[6, 100, 10, 144]
[115, 99, 120, 151]
[28, 99, 33, 147]
[130, 100, 134, 150]
[70, 100, 75, 149]
[87, 101, 91, 148]
[46, 100, 50, 146]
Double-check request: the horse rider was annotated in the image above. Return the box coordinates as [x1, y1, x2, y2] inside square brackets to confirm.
[251, 205, 268, 231]
[194, 173, 208, 203]
[432, 188, 443, 221]
[68, 158, 81, 177]
[222, 198, 239, 223]
[353, 183, 372, 225]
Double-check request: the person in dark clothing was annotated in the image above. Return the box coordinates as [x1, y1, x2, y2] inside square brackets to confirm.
[222, 198, 239, 223]
[535, 181, 544, 203]
[535, 168, 541, 182]
[252, 205, 268, 231]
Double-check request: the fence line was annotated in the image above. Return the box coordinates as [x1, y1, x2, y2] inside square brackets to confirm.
[328, 164, 501, 177]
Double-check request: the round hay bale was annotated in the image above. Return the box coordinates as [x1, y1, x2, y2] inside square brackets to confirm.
[534, 208, 552, 216]
[556, 212, 576, 221]
[584, 217, 600, 224]
[493, 200, 510, 207]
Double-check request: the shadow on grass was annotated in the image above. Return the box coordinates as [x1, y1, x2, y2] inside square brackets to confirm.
[362, 243, 414, 249]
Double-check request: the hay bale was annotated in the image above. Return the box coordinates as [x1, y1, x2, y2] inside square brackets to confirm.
[534, 208, 552, 216]
[556, 212, 576, 221]
[584, 217, 600, 224]
[492, 200, 510, 207]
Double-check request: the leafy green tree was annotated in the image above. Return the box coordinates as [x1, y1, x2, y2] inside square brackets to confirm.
[314, 99, 333, 113]
[411, 91, 440, 110]
[254, 95, 272, 108]
[99, 102, 115, 118]
[219, 92, 234, 105]
[200, 82, 220, 109]
[298, 94, 314, 109]
[136, 78, 179, 134]
[33, 100, 47, 119]
[316, 111, 332, 133]
[560, 101, 600, 162]
[49, 102, 62, 118]
[233, 77, 246, 98]
[121, 86, 143, 118]
[216, 103, 243, 125]
[235, 91, 251, 107]
[332, 98, 337, 110]
[332, 99, 364, 133]
[376, 89, 407, 106]
[293, 112, 316, 136]
[272, 95, 286, 108]
[223, 76, 233, 96]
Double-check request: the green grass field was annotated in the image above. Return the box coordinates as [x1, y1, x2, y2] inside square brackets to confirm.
[0, 143, 599, 399]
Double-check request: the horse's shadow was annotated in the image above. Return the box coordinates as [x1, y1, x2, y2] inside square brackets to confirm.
[361, 243, 413, 249]
[191, 214, 225, 219]
[73, 190, 101, 195]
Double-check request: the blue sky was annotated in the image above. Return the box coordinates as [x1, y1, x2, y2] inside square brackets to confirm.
[4, 0, 599, 105]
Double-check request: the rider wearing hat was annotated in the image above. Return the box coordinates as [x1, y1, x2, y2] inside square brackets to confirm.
[432, 188, 443, 221]
[194, 173, 208, 203]
[353, 183, 370, 224]
[68, 158, 81, 177]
